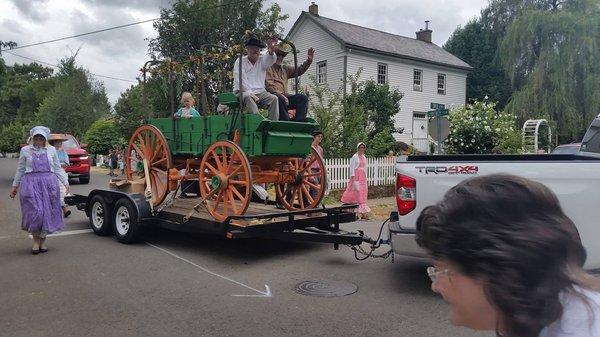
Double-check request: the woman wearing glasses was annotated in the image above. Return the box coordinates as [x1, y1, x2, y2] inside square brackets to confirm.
[416, 174, 600, 337]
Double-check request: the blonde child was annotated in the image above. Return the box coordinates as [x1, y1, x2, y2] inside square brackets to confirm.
[174, 92, 201, 118]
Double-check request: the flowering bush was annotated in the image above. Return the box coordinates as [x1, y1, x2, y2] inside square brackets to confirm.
[445, 98, 522, 154]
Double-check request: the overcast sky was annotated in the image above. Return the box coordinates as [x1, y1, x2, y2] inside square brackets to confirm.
[0, 0, 488, 105]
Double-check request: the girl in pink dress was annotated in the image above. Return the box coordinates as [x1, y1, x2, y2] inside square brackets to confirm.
[341, 142, 371, 219]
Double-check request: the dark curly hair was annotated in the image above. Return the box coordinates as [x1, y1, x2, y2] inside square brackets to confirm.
[416, 174, 598, 337]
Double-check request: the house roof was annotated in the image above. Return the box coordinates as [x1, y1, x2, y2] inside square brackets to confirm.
[289, 12, 472, 71]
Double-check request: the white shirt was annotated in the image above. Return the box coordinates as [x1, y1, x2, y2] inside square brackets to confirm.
[540, 287, 600, 337]
[233, 53, 276, 94]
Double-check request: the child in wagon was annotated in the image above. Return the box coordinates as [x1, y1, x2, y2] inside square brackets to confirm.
[174, 92, 201, 118]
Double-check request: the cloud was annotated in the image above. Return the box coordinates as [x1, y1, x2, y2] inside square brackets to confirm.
[2, 0, 488, 104]
[9, 0, 49, 21]
[79, 0, 171, 11]
[271, 0, 486, 46]
[69, 7, 149, 55]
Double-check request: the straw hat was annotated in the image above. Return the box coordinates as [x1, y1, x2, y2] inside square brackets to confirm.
[274, 42, 292, 56]
[49, 133, 69, 142]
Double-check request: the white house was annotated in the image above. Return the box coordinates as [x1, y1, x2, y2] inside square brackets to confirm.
[287, 3, 472, 152]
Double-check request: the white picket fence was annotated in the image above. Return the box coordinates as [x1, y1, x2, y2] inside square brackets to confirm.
[324, 157, 396, 190]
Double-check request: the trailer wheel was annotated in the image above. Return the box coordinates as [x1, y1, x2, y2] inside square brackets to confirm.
[112, 198, 141, 244]
[89, 195, 112, 236]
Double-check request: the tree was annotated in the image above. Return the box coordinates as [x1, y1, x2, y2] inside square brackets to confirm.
[308, 76, 342, 158]
[444, 20, 512, 108]
[339, 72, 369, 157]
[0, 121, 26, 153]
[355, 80, 403, 139]
[0, 61, 55, 126]
[84, 119, 126, 155]
[445, 98, 522, 154]
[36, 57, 110, 139]
[114, 84, 153, 139]
[499, 1, 600, 142]
[145, 0, 288, 114]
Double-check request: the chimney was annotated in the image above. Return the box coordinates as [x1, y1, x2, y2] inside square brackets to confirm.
[415, 20, 432, 43]
[308, 2, 319, 16]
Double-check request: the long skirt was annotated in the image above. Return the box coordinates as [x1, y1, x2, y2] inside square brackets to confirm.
[340, 169, 371, 214]
[19, 172, 65, 235]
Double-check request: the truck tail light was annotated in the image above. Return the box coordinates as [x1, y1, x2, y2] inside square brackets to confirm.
[396, 174, 416, 215]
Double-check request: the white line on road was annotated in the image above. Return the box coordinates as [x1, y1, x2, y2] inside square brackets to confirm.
[146, 242, 272, 298]
[0, 229, 94, 240]
[28, 229, 93, 238]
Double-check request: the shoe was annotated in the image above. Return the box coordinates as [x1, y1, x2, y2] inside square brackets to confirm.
[31, 248, 40, 255]
[39, 247, 48, 253]
[63, 210, 71, 218]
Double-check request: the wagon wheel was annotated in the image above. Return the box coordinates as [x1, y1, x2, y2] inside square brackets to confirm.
[276, 147, 326, 211]
[199, 140, 252, 222]
[126, 125, 172, 207]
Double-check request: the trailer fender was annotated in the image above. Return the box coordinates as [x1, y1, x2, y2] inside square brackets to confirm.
[85, 190, 152, 221]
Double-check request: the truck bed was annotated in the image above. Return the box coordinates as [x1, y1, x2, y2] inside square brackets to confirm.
[406, 153, 598, 162]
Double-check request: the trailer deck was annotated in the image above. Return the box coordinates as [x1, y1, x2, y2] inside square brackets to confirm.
[67, 191, 366, 246]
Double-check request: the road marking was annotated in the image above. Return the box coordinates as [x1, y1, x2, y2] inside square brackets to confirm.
[28, 229, 93, 238]
[0, 229, 94, 240]
[146, 242, 272, 298]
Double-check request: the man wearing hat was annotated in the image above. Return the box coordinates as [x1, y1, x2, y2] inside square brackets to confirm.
[233, 34, 280, 120]
[266, 43, 314, 121]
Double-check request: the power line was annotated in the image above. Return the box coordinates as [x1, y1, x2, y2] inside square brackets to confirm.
[0, 0, 247, 52]
[3, 50, 137, 83]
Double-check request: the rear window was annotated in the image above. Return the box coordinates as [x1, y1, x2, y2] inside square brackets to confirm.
[61, 136, 80, 150]
[552, 146, 580, 154]
[581, 118, 600, 154]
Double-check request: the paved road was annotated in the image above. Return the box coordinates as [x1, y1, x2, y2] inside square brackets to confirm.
[0, 158, 491, 337]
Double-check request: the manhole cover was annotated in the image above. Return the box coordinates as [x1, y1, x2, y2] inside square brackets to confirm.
[294, 280, 358, 297]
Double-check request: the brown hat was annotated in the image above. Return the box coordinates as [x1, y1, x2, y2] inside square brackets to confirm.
[49, 133, 69, 142]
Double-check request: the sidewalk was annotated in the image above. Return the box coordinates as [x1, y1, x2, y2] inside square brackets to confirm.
[328, 196, 396, 221]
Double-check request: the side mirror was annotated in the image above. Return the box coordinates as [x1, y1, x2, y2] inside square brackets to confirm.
[80, 143, 88, 149]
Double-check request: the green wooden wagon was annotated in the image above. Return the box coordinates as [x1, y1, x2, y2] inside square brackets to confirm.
[125, 43, 326, 221]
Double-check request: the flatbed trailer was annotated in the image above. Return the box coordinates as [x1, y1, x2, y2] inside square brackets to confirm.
[66, 189, 369, 247]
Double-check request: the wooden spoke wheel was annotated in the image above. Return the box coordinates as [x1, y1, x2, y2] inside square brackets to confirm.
[276, 147, 326, 211]
[199, 141, 252, 222]
[126, 125, 172, 207]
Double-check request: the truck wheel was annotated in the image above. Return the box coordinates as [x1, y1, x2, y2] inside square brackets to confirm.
[112, 198, 141, 244]
[89, 195, 112, 236]
[79, 175, 90, 184]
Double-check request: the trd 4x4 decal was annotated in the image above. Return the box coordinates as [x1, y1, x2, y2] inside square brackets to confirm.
[415, 166, 478, 174]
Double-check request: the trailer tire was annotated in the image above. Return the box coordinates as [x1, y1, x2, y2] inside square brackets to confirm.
[112, 198, 141, 244]
[89, 195, 113, 236]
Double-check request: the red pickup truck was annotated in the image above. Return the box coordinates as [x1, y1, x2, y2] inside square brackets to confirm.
[56, 134, 91, 184]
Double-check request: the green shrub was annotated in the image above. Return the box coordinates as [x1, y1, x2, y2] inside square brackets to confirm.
[84, 119, 126, 155]
[445, 98, 522, 154]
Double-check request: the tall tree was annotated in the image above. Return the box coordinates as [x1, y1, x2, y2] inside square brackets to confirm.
[114, 84, 153, 139]
[0, 61, 55, 126]
[36, 57, 110, 139]
[146, 0, 287, 115]
[499, 0, 600, 142]
[444, 20, 511, 108]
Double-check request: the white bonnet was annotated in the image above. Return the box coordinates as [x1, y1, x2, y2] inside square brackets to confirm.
[30, 126, 51, 140]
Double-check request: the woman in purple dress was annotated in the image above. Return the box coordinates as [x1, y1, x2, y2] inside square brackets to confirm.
[9, 126, 69, 254]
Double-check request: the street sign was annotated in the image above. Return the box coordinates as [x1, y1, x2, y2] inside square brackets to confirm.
[430, 102, 445, 110]
[427, 109, 449, 117]
[428, 117, 450, 141]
